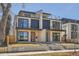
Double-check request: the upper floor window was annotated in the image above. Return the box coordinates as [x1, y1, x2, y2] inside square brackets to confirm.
[31, 19, 39, 29]
[71, 24, 77, 31]
[43, 20, 50, 29]
[52, 21, 61, 30]
[18, 18, 29, 28]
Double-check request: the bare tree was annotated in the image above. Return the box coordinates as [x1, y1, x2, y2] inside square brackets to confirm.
[0, 3, 11, 45]
[0, 3, 26, 45]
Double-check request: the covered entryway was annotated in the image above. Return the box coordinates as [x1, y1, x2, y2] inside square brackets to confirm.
[46, 31, 50, 42]
[31, 32, 36, 42]
[30, 30, 41, 42]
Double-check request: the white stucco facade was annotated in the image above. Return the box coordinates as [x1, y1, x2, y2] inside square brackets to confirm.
[62, 23, 79, 43]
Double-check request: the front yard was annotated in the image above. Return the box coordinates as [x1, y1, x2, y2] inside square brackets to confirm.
[0, 43, 79, 53]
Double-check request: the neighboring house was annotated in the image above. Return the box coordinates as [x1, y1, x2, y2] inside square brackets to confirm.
[62, 18, 79, 43]
[10, 10, 65, 43]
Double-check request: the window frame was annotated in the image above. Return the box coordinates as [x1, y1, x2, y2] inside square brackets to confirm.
[31, 19, 39, 29]
[52, 21, 61, 30]
[17, 31, 29, 41]
[43, 20, 50, 29]
[18, 18, 29, 28]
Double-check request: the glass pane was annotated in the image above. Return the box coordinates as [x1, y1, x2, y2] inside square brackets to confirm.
[18, 32, 29, 41]
[71, 32, 77, 39]
[43, 20, 50, 29]
[53, 33, 60, 42]
[71, 24, 77, 31]
[52, 21, 60, 30]
[18, 18, 29, 28]
[31, 19, 39, 29]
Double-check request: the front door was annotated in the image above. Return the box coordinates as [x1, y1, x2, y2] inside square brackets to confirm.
[31, 32, 36, 42]
[52, 33, 60, 42]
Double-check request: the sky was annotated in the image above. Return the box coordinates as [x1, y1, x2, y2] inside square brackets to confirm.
[10, 3, 79, 20]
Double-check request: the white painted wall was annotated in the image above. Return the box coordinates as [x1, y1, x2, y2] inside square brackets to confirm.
[62, 23, 70, 39]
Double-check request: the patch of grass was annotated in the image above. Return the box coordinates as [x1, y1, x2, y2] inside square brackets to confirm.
[11, 44, 41, 47]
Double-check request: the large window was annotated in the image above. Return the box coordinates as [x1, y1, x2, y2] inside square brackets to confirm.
[71, 24, 78, 39]
[71, 24, 77, 31]
[17, 32, 29, 41]
[18, 18, 29, 28]
[52, 21, 60, 30]
[52, 33, 60, 42]
[31, 19, 39, 29]
[43, 20, 50, 29]
[71, 32, 77, 39]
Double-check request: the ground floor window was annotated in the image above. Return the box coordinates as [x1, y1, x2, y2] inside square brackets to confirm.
[17, 31, 29, 41]
[52, 33, 60, 42]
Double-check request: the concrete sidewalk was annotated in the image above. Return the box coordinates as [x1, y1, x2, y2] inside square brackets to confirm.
[0, 49, 79, 56]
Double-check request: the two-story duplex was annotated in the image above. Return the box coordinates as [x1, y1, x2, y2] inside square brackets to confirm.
[10, 10, 66, 44]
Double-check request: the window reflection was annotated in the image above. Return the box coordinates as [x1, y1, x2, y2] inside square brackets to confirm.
[31, 19, 39, 29]
[18, 18, 29, 28]
[18, 32, 29, 41]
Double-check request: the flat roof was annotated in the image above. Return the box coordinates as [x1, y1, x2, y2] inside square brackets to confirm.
[61, 18, 79, 24]
[19, 10, 51, 15]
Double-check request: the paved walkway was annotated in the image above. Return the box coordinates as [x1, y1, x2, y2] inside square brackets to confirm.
[0, 49, 79, 56]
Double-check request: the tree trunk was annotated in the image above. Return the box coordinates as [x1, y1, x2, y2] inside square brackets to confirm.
[0, 3, 11, 45]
